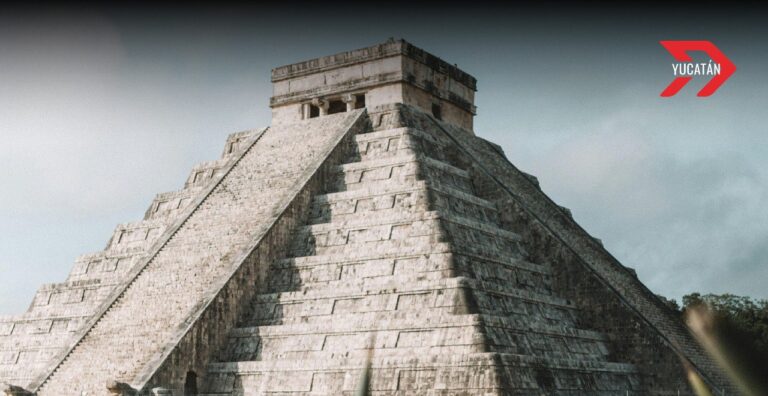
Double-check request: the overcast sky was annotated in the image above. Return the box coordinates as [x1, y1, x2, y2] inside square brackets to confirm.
[1, 4, 766, 315]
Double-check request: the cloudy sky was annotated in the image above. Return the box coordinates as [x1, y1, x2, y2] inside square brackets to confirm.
[0, 4, 766, 315]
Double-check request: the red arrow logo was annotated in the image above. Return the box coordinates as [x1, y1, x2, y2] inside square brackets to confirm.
[659, 40, 736, 97]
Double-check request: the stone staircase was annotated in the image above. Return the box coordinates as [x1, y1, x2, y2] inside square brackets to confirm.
[31, 111, 366, 394]
[202, 120, 644, 394]
[0, 128, 260, 389]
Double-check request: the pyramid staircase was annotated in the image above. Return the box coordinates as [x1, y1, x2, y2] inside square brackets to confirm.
[201, 108, 646, 395]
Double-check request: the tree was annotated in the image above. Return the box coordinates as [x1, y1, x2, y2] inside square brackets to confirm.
[681, 293, 768, 393]
[682, 293, 768, 357]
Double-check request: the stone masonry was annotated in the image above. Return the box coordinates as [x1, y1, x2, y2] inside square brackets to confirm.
[0, 39, 734, 395]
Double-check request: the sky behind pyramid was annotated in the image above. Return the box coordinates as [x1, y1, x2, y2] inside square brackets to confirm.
[1, 3, 767, 315]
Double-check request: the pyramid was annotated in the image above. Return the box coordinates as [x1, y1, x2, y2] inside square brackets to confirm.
[0, 39, 734, 395]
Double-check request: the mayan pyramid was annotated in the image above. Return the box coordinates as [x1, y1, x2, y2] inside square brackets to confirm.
[1, 39, 735, 396]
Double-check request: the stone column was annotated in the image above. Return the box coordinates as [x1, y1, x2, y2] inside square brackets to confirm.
[342, 93, 357, 111]
[311, 98, 328, 116]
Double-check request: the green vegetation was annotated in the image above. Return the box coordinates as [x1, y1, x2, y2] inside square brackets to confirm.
[663, 293, 768, 392]
[681, 293, 768, 359]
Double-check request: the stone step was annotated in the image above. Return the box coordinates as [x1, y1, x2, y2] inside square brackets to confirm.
[266, 248, 456, 293]
[143, 185, 204, 221]
[0, 317, 81, 371]
[277, 241, 453, 268]
[0, 335, 73, 354]
[229, 338, 485, 363]
[203, 352, 640, 395]
[24, 279, 122, 316]
[234, 311, 482, 337]
[267, 251, 553, 297]
[362, 124, 466, 168]
[428, 183, 500, 224]
[267, 257, 450, 292]
[292, 211, 445, 257]
[291, 235, 443, 259]
[231, 313, 606, 343]
[418, 156, 475, 191]
[23, 300, 102, 319]
[331, 154, 474, 195]
[451, 253, 553, 296]
[309, 181, 502, 234]
[226, 322, 483, 360]
[352, 127, 409, 161]
[304, 208, 510, 240]
[334, 153, 423, 174]
[220, 129, 261, 159]
[244, 301, 577, 335]
[299, 209, 442, 237]
[309, 180, 430, 225]
[247, 306, 459, 327]
[65, 249, 145, 282]
[227, 340, 611, 370]
[205, 353, 501, 395]
[224, 314, 611, 364]
[273, 243, 547, 277]
[184, 158, 229, 188]
[313, 179, 428, 204]
[246, 277, 577, 326]
[105, 217, 170, 251]
[288, 224, 443, 257]
[292, 211, 523, 260]
[263, 261, 554, 307]
[253, 276, 570, 306]
[331, 155, 421, 193]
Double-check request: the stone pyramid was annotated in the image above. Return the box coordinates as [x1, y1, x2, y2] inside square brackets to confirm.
[0, 39, 734, 395]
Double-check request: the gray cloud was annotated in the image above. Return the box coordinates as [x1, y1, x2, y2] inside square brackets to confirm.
[509, 104, 768, 302]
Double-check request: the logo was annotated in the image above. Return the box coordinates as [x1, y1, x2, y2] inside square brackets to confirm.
[659, 40, 736, 97]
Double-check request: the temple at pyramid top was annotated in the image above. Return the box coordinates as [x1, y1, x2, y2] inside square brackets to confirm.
[270, 38, 477, 131]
